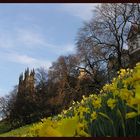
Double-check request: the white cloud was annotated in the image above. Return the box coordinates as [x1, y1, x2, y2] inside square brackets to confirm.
[0, 25, 47, 50]
[16, 28, 46, 47]
[60, 4, 99, 21]
[17, 28, 76, 54]
[3, 52, 52, 69]
[0, 26, 76, 68]
[0, 26, 76, 55]
[0, 23, 76, 70]
[43, 42, 76, 56]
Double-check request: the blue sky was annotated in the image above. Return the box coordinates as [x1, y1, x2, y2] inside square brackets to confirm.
[0, 3, 97, 97]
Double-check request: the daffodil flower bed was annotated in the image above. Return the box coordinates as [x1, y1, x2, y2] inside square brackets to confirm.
[1, 63, 140, 137]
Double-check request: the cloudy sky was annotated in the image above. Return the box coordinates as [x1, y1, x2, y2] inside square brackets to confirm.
[0, 3, 98, 97]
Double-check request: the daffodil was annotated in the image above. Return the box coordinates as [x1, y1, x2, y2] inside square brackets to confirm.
[91, 111, 97, 121]
[129, 97, 140, 105]
[59, 116, 79, 136]
[72, 101, 76, 105]
[92, 97, 102, 109]
[82, 95, 87, 101]
[107, 98, 117, 109]
[119, 69, 127, 78]
[77, 130, 90, 137]
[77, 123, 84, 129]
[126, 112, 138, 119]
[134, 83, 140, 99]
[103, 84, 111, 92]
[100, 89, 103, 94]
[39, 126, 62, 137]
[81, 99, 84, 104]
[119, 89, 133, 101]
[63, 110, 67, 114]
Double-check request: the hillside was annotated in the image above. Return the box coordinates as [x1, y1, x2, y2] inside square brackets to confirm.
[0, 63, 140, 137]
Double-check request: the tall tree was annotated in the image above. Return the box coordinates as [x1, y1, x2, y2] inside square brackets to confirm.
[48, 54, 79, 109]
[76, 3, 140, 82]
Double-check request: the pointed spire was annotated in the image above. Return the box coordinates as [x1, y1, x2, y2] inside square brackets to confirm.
[32, 68, 35, 74]
[26, 67, 29, 75]
[19, 73, 23, 83]
[30, 69, 35, 76]
[25, 67, 29, 78]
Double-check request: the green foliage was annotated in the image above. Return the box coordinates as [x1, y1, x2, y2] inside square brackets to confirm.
[1, 63, 140, 137]
[0, 120, 11, 134]
[0, 124, 33, 137]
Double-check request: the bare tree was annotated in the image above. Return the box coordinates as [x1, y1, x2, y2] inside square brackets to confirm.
[48, 54, 79, 108]
[35, 67, 48, 86]
[0, 97, 8, 119]
[76, 3, 140, 82]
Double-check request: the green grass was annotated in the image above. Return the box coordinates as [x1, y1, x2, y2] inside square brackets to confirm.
[0, 119, 11, 134]
[0, 124, 33, 137]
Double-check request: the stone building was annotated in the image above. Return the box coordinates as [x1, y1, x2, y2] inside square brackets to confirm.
[127, 24, 140, 67]
[78, 69, 87, 79]
[18, 68, 35, 95]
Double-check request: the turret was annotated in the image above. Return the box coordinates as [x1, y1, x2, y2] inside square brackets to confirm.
[18, 68, 36, 95]
[18, 73, 24, 94]
[24, 67, 29, 79]
[30, 69, 35, 94]
[19, 73, 23, 83]
[30, 69, 35, 77]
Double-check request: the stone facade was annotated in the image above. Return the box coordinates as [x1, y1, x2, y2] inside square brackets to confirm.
[127, 24, 140, 67]
[18, 68, 35, 95]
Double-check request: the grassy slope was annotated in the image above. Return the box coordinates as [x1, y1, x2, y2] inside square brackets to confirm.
[1, 63, 140, 137]
[0, 120, 11, 135]
[0, 124, 32, 137]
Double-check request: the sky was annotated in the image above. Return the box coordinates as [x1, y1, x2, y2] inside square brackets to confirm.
[0, 3, 98, 97]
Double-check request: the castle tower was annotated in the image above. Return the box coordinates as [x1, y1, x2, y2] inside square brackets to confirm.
[18, 73, 24, 94]
[24, 68, 32, 92]
[18, 68, 35, 95]
[24, 68, 29, 79]
[78, 69, 86, 79]
[24, 68, 29, 86]
[29, 69, 35, 94]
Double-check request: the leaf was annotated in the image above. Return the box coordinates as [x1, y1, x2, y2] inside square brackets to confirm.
[117, 109, 126, 136]
[135, 84, 140, 99]
[117, 80, 124, 89]
[98, 112, 113, 125]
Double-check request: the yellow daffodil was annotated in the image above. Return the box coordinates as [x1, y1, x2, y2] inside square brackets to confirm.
[119, 89, 133, 101]
[119, 69, 127, 78]
[82, 95, 87, 101]
[126, 112, 138, 119]
[107, 98, 117, 109]
[129, 97, 140, 105]
[77, 130, 90, 137]
[92, 97, 101, 109]
[91, 111, 97, 121]
[103, 84, 111, 92]
[81, 99, 84, 104]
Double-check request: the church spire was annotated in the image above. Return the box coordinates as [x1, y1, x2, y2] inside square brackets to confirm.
[30, 68, 35, 77]
[24, 67, 29, 79]
[19, 73, 23, 83]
